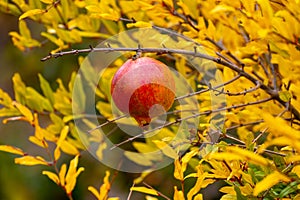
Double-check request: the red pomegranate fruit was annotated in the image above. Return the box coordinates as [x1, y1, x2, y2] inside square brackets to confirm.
[111, 57, 175, 126]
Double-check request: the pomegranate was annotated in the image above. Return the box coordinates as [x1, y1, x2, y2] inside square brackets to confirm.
[111, 57, 175, 126]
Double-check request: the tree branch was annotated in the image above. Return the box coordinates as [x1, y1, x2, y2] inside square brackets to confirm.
[41, 46, 300, 121]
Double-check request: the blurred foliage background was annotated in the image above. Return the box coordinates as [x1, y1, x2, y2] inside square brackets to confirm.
[0, 12, 97, 200]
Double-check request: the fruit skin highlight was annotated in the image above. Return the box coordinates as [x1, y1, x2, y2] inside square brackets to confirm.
[111, 57, 175, 126]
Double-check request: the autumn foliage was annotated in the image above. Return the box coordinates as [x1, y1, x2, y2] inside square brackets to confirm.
[0, 0, 300, 199]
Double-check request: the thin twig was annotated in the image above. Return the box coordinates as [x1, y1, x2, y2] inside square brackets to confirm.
[267, 44, 278, 91]
[88, 115, 127, 133]
[176, 74, 241, 100]
[231, 144, 286, 157]
[252, 127, 269, 144]
[110, 97, 273, 150]
[209, 81, 261, 96]
[142, 182, 171, 200]
[41, 46, 214, 61]
[126, 182, 135, 200]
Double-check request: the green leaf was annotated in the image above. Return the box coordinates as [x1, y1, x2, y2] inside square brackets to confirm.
[101, 19, 119, 35]
[0, 1, 22, 15]
[47, 113, 64, 134]
[29, 0, 42, 9]
[25, 87, 53, 112]
[234, 185, 247, 200]
[71, 74, 86, 114]
[38, 74, 54, 105]
[12, 73, 27, 104]
[61, 0, 78, 20]
[53, 79, 72, 115]
[56, 28, 82, 43]
[279, 180, 300, 198]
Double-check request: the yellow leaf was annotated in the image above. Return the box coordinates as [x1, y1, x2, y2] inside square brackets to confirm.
[29, 136, 48, 148]
[96, 142, 107, 160]
[210, 5, 235, 14]
[61, 140, 80, 155]
[92, 13, 119, 21]
[12, 101, 33, 122]
[65, 155, 84, 194]
[182, 149, 198, 164]
[85, 5, 101, 13]
[279, 91, 292, 102]
[174, 186, 185, 200]
[19, 9, 45, 20]
[153, 140, 178, 159]
[187, 168, 207, 200]
[88, 186, 100, 199]
[54, 147, 61, 161]
[54, 126, 70, 160]
[18, 20, 31, 39]
[76, 30, 110, 38]
[126, 21, 152, 28]
[58, 126, 69, 145]
[263, 113, 300, 140]
[253, 171, 290, 196]
[194, 194, 203, 200]
[65, 155, 79, 182]
[163, 0, 174, 8]
[65, 167, 84, 194]
[133, 142, 159, 153]
[0, 145, 25, 155]
[257, 0, 273, 20]
[209, 146, 270, 166]
[99, 171, 111, 199]
[174, 158, 184, 181]
[292, 165, 300, 178]
[59, 164, 67, 187]
[41, 32, 64, 47]
[42, 171, 60, 185]
[134, 170, 152, 184]
[219, 186, 235, 195]
[15, 155, 48, 166]
[145, 196, 158, 200]
[40, 0, 53, 4]
[220, 194, 237, 200]
[177, 1, 198, 19]
[130, 186, 158, 196]
[56, 28, 82, 43]
[124, 152, 153, 166]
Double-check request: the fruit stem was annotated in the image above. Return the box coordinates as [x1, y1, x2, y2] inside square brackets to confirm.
[132, 44, 142, 60]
